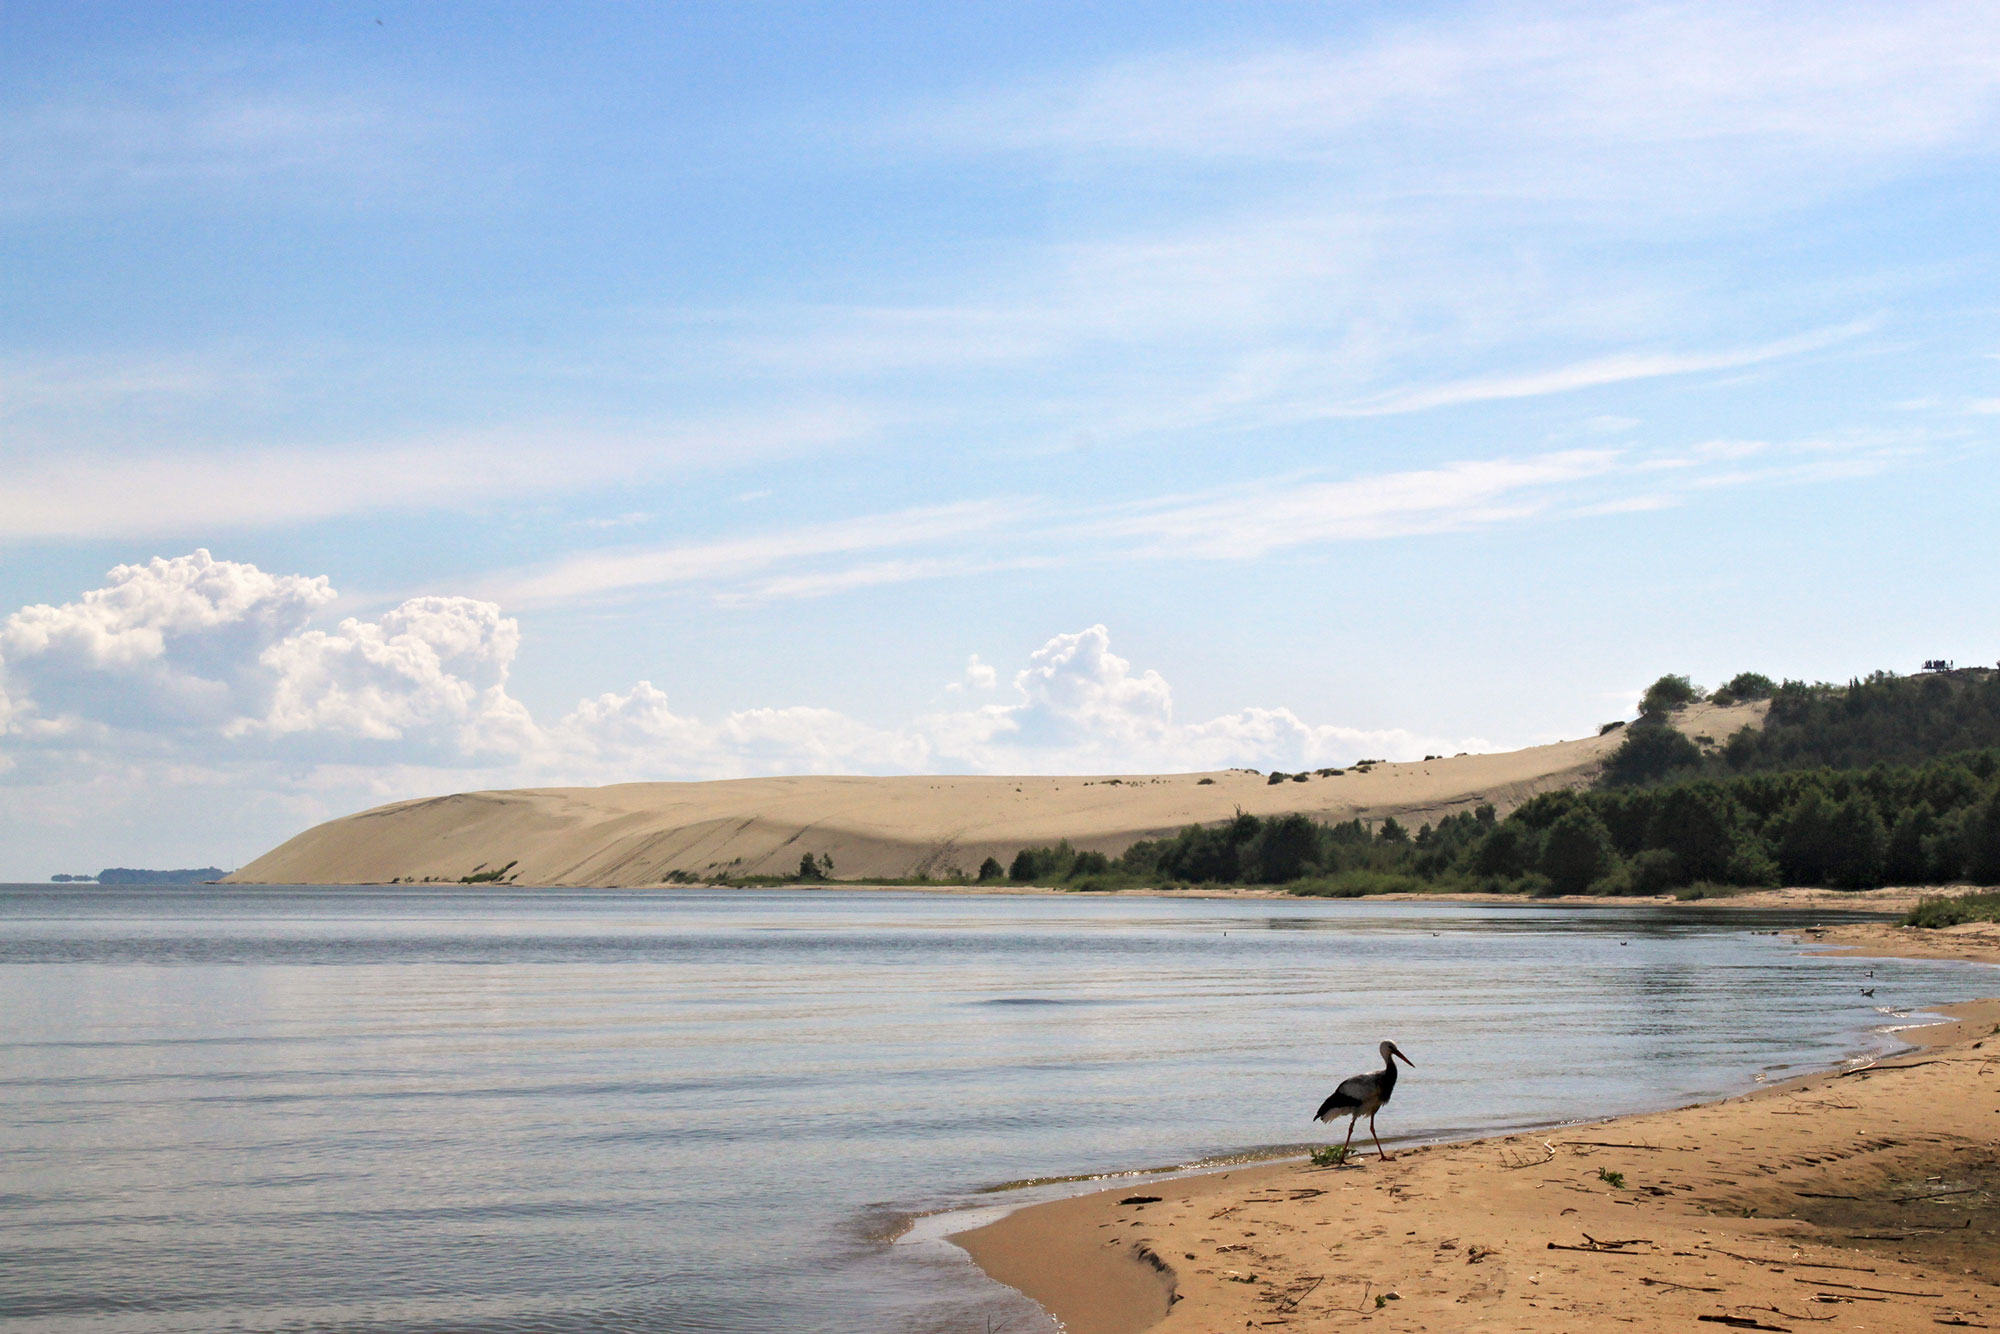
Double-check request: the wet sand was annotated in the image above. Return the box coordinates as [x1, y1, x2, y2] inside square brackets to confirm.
[953, 926, 2000, 1334]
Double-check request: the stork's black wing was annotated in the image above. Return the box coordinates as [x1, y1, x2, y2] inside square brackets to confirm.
[1313, 1073, 1371, 1122]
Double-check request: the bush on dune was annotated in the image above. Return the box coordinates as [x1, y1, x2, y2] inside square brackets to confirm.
[1905, 891, 2000, 927]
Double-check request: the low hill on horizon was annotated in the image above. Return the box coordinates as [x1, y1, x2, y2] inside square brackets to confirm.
[227, 701, 1762, 887]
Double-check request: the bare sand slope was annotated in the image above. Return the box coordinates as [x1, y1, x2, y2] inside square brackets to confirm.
[228, 702, 1762, 887]
[956, 928, 2000, 1334]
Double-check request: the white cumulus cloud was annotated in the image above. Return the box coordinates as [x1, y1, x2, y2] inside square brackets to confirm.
[0, 554, 1489, 875]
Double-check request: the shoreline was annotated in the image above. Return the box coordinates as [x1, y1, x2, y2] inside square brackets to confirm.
[951, 922, 2000, 1334]
[134, 877, 1983, 918]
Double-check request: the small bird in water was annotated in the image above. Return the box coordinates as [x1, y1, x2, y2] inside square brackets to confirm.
[1314, 1040, 1414, 1161]
[1861, 987, 1875, 997]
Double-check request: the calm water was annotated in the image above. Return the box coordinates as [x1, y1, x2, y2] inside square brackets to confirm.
[1, 886, 1992, 1334]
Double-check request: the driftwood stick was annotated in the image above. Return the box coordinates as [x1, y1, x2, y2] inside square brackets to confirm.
[1549, 1242, 1651, 1254]
[1582, 1234, 1653, 1249]
[1561, 1140, 1667, 1150]
[1793, 1278, 1945, 1297]
[1640, 1276, 1722, 1293]
[1794, 1187, 1976, 1204]
[1838, 1058, 1954, 1077]
[1742, 1304, 1836, 1323]
[1704, 1247, 1874, 1273]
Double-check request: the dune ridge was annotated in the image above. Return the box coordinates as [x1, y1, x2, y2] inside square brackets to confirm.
[227, 702, 1761, 887]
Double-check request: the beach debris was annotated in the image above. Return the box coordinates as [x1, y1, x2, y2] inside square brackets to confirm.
[1792, 1277, 1945, 1296]
[1696, 1316, 1791, 1331]
[1119, 1195, 1162, 1205]
[1498, 1140, 1556, 1170]
[1268, 1275, 1322, 1312]
[1465, 1244, 1498, 1263]
[1547, 1234, 1652, 1254]
[1640, 1276, 1722, 1293]
[1740, 1305, 1836, 1324]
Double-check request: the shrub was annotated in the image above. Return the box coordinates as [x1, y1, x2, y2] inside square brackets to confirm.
[1675, 882, 1751, 901]
[1603, 722, 1704, 787]
[1309, 1144, 1350, 1166]
[1906, 891, 2000, 927]
[1378, 817, 1409, 844]
[1639, 674, 1704, 717]
[797, 853, 824, 881]
[976, 856, 1005, 882]
[1721, 671, 1778, 701]
[1268, 771, 1289, 785]
[1071, 850, 1111, 876]
[1288, 869, 1436, 897]
[1599, 720, 1626, 735]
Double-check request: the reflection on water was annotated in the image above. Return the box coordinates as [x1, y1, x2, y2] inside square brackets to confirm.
[0, 886, 1990, 1333]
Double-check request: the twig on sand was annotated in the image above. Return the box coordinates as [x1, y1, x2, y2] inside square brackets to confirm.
[1704, 1247, 1874, 1272]
[1641, 1277, 1722, 1293]
[1696, 1315, 1790, 1331]
[1272, 1276, 1322, 1313]
[1795, 1187, 1976, 1203]
[1838, 1058, 1953, 1078]
[1498, 1141, 1556, 1169]
[1741, 1304, 1835, 1323]
[1794, 1278, 1945, 1297]
[1562, 1140, 1667, 1150]
[1549, 1234, 1652, 1253]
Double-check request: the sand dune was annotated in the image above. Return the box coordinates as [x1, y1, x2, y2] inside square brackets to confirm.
[227, 701, 1762, 887]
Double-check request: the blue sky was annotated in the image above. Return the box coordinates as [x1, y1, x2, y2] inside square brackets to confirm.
[3, 1, 1998, 876]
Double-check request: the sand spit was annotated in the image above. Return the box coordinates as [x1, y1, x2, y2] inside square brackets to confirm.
[228, 702, 1762, 887]
[954, 928, 2000, 1334]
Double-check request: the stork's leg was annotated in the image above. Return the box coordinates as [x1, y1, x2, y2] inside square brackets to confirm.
[1340, 1116, 1358, 1158]
[1369, 1112, 1392, 1161]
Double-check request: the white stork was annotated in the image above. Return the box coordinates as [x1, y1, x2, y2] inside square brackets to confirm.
[1313, 1040, 1414, 1161]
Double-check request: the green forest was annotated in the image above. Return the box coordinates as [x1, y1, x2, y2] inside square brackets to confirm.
[999, 667, 2000, 904]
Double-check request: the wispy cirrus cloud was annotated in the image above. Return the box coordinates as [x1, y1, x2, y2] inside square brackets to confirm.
[482, 500, 1032, 608]
[468, 430, 1926, 608]
[1102, 450, 1623, 559]
[0, 49, 459, 211]
[1318, 322, 1874, 419]
[914, 4, 2000, 193]
[0, 406, 880, 540]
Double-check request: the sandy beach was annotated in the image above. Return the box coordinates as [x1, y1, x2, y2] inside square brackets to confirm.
[954, 923, 2000, 1334]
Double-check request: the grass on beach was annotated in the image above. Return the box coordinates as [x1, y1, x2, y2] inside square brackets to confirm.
[1905, 890, 2000, 927]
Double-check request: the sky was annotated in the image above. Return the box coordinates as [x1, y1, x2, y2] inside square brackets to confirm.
[2, 1, 1998, 878]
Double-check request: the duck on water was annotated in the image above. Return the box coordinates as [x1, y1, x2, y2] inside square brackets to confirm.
[1314, 1040, 1414, 1161]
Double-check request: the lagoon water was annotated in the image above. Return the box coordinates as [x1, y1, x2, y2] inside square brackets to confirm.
[1, 885, 1992, 1333]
